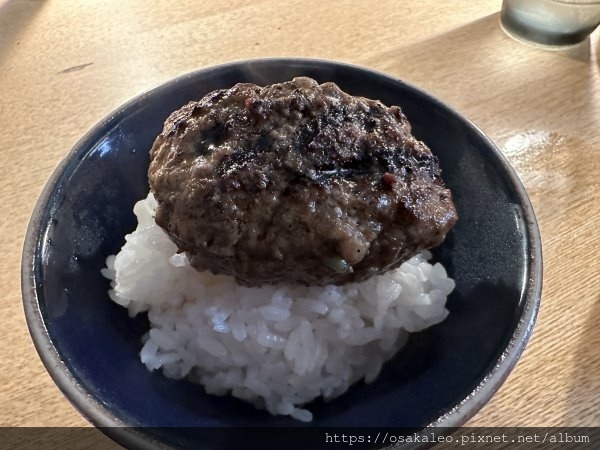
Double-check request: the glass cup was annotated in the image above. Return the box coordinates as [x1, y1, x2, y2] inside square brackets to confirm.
[501, 0, 600, 46]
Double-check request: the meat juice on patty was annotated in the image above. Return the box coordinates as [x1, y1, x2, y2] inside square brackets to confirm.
[148, 77, 457, 286]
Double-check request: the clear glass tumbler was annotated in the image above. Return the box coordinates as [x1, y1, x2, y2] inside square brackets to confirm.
[501, 0, 600, 46]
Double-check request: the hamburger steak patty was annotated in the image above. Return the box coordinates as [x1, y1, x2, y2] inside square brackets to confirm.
[148, 77, 457, 286]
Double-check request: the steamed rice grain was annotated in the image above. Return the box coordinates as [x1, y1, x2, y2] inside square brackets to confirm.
[102, 193, 455, 422]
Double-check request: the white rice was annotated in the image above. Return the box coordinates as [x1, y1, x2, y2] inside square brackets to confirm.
[101, 193, 455, 422]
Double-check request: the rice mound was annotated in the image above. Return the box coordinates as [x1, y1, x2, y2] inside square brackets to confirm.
[102, 193, 455, 422]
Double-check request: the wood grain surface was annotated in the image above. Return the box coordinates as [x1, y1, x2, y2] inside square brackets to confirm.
[1, 0, 598, 445]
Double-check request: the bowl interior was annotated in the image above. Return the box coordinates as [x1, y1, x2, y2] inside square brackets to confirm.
[24, 59, 540, 447]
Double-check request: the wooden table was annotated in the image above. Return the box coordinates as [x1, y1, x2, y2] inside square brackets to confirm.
[1, 0, 598, 443]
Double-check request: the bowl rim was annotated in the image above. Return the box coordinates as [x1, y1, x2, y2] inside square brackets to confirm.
[21, 57, 542, 448]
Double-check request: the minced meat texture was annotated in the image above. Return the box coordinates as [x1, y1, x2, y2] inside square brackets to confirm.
[148, 77, 457, 286]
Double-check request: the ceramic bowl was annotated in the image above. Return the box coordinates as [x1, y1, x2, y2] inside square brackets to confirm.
[22, 58, 542, 449]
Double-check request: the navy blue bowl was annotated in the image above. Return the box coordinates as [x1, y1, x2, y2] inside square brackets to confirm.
[22, 59, 542, 449]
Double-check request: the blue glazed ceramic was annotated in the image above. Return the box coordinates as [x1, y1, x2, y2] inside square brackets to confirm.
[22, 59, 542, 449]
